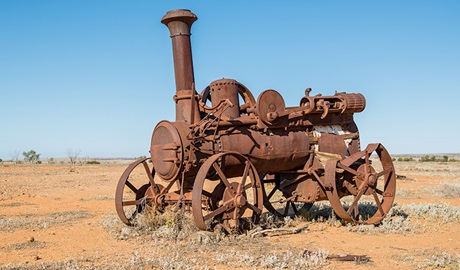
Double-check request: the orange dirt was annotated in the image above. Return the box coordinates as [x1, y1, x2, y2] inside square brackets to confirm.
[1, 161, 459, 269]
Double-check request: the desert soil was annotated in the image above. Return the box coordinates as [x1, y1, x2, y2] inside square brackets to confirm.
[1, 160, 459, 269]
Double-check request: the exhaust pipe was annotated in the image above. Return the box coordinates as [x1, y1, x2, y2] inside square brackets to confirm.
[161, 9, 200, 124]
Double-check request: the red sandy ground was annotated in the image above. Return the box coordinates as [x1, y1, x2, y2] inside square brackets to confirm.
[0, 162, 459, 269]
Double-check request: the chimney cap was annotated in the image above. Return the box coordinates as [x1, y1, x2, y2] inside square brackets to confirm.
[161, 9, 197, 26]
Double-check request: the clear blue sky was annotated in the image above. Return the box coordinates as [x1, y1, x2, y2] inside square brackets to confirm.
[1, 1, 459, 158]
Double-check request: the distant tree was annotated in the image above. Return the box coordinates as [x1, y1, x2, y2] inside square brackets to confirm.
[66, 148, 81, 172]
[48, 158, 55, 165]
[22, 150, 40, 171]
[10, 150, 20, 170]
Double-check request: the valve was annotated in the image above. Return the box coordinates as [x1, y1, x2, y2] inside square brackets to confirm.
[316, 99, 330, 119]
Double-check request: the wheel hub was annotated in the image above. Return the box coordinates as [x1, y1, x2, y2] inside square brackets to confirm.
[367, 174, 377, 186]
[356, 164, 377, 195]
[234, 194, 247, 207]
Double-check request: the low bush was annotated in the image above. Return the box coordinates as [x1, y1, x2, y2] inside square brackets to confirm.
[397, 157, 414, 162]
[86, 160, 100, 164]
[419, 155, 458, 162]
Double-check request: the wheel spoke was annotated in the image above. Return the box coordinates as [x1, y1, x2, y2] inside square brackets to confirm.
[213, 163, 232, 188]
[202, 190, 213, 198]
[347, 188, 365, 216]
[383, 170, 394, 191]
[125, 180, 138, 193]
[376, 168, 392, 179]
[283, 202, 290, 216]
[375, 188, 384, 195]
[238, 161, 250, 194]
[372, 191, 385, 216]
[267, 186, 278, 200]
[122, 199, 143, 206]
[337, 163, 360, 176]
[291, 202, 299, 214]
[242, 183, 252, 192]
[352, 199, 358, 219]
[263, 179, 277, 184]
[364, 150, 370, 167]
[203, 201, 234, 221]
[142, 161, 156, 187]
[246, 203, 262, 214]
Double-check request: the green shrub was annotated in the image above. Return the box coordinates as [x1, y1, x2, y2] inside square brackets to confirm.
[86, 160, 100, 165]
[419, 155, 456, 162]
[397, 157, 414, 162]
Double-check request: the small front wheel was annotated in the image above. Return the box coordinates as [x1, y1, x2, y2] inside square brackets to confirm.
[115, 158, 162, 225]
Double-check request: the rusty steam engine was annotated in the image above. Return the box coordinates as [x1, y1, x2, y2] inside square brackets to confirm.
[115, 9, 396, 231]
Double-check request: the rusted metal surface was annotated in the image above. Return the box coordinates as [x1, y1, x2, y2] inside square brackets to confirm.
[161, 9, 200, 124]
[115, 9, 397, 231]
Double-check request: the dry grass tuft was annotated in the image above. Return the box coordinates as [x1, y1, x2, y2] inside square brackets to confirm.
[3, 241, 46, 251]
[400, 203, 460, 223]
[79, 194, 114, 201]
[432, 182, 460, 198]
[393, 248, 460, 269]
[348, 202, 460, 234]
[0, 210, 93, 232]
[99, 208, 329, 269]
[102, 207, 198, 241]
[346, 203, 413, 234]
[0, 202, 34, 207]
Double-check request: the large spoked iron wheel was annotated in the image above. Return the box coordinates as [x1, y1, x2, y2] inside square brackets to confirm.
[325, 143, 396, 224]
[115, 158, 164, 226]
[192, 152, 263, 231]
[261, 174, 313, 218]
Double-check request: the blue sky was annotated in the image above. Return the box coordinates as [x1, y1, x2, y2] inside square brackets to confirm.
[1, 1, 459, 158]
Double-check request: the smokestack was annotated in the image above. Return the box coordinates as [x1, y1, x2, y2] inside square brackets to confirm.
[161, 9, 200, 124]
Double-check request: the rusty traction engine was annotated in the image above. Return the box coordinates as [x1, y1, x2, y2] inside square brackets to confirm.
[115, 9, 396, 231]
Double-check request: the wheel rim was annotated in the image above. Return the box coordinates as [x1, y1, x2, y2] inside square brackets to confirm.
[192, 152, 263, 231]
[115, 158, 162, 226]
[261, 174, 313, 217]
[325, 143, 396, 224]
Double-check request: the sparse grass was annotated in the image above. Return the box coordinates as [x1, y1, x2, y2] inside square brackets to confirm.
[433, 183, 460, 198]
[348, 202, 460, 234]
[417, 251, 460, 269]
[0, 202, 34, 207]
[80, 194, 114, 201]
[397, 188, 421, 198]
[400, 203, 460, 223]
[99, 207, 329, 269]
[0, 245, 328, 270]
[393, 248, 460, 269]
[102, 207, 198, 241]
[0, 210, 93, 232]
[3, 241, 46, 251]
[348, 210, 414, 235]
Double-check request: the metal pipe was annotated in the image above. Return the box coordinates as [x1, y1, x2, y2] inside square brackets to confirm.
[161, 9, 200, 123]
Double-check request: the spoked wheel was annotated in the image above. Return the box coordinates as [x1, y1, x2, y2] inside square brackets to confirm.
[261, 174, 313, 217]
[115, 158, 164, 226]
[324, 143, 396, 224]
[192, 152, 263, 231]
